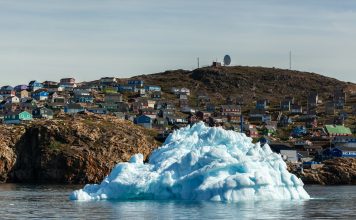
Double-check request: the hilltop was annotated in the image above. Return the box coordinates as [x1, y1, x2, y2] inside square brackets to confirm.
[131, 66, 355, 106]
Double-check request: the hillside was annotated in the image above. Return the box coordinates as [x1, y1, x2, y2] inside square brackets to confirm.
[132, 66, 355, 106]
[0, 113, 159, 184]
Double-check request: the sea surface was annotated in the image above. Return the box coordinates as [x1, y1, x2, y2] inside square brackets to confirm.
[0, 184, 354, 219]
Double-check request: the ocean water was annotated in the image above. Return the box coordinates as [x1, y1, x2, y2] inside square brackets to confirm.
[0, 184, 354, 219]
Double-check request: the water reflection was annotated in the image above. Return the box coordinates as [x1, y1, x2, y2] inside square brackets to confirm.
[0, 184, 355, 219]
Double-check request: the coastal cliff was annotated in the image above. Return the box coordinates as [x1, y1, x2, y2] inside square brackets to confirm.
[300, 158, 356, 185]
[0, 113, 158, 184]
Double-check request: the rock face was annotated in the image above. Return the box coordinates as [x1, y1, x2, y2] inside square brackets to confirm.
[300, 158, 356, 185]
[0, 114, 158, 184]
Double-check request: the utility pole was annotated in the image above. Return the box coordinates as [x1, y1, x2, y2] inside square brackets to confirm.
[289, 50, 292, 70]
[197, 57, 200, 69]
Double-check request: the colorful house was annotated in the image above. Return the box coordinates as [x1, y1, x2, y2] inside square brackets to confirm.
[128, 80, 144, 87]
[256, 99, 268, 110]
[324, 146, 356, 158]
[28, 80, 43, 92]
[134, 115, 152, 129]
[324, 125, 352, 137]
[144, 85, 161, 92]
[4, 111, 33, 124]
[59, 78, 76, 89]
[74, 95, 94, 103]
[0, 86, 15, 97]
[32, 107, 54, 119]
[14, 85, 29, 92]
[32, 90, 49, 101]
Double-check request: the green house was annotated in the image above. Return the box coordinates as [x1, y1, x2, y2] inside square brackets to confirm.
[325, 125, 352, 137]
[4, 111, 33, 124]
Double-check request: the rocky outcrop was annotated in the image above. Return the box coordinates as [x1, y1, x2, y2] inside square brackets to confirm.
[0, 113, 159, 184]
[300, 158, 356, 185]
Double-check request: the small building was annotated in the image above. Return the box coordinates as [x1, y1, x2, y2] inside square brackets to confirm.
[212, 61, 222, 67]
[28, 80, 43, 92]
[59, 78, 77, 89]
[221, 105, 241, 117]
[117, 85, 135, 92]
[179, 88, 190, 96]
[0, 86, 15, 97]
[139, 108, 158, 119]
[332, 136, 356, 148]
[32, 90, 49, 101]
[134, 115, 152, 129]
[64, 104, 85, 114]
[74, 95, 94, 103]
[5, 96, 20, 104]
[280, 100, 291, 111]
[196, 111, 211, 121]
[100, 77, 117, 85]
[206, 104, 216, 112]
[291, 104, 303, 114]
[333, 88, 346, 109]
[325, 146, 356, 158]
[249, 109, 271, 123]
[128, 80, 144, 87]
[14, 85, 29, 92]
[151, 91, 161, 99]
[87, 108, 108, 115]
[144, 85, 161, 92]
[291, 126, 307, 138]
[16, 90, 29, 99]
[160, 109, 175, 118]
[324, 125, 352, 137]
[256, 99, 268, 110]
[32, 107, 54, 119]
[104, 93, 123, 103]
[269, 143, 298, 163]
[42, 81, 58, 88]
[4, 110, 33, 124]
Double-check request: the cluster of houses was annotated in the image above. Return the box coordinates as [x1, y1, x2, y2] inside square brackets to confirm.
[1, 77, 355, 164]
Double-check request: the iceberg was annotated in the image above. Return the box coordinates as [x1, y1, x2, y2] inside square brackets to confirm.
[70, 122, 310, 202]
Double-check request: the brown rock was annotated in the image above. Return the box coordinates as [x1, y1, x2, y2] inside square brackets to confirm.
[0, 114, 159, 184]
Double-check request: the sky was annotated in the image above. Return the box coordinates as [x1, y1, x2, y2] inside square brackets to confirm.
[1, 0, 356, 85]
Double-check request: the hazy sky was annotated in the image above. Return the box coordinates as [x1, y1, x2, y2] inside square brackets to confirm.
[1, 0, 356, 85]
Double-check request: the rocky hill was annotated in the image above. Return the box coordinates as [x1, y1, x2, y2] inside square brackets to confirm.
[132, 66, 355, 105]
[0, 113, 159, 184]
[299, 158, 356, 185]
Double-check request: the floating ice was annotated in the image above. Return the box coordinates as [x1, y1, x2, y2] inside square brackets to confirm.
[70, 122, 310, 202]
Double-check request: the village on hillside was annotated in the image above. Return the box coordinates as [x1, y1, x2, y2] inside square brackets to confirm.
[1, 67, 356, 169]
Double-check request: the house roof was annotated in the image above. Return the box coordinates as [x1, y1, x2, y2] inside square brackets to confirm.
[0, 85, 14, 91]
[325, 125, 352, 135]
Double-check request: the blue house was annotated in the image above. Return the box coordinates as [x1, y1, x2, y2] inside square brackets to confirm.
[75, 95, 94, 103]
[128, 80, 144, 87]
[291, 126, 307, 138]
[29, 80, 43, 92]
[117, 85, 135, 92]
[0, 86, 15, 97]
[14, 85, 29, 92]
[134, 115, 152, 129]
[4, 111, 33, 124]
[87, 108, 107, 115]
[144, 85, 161, 92]
[324, 147, 356, 158]
[32, 90, 49, 101]
[256, 99, 268, 110]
